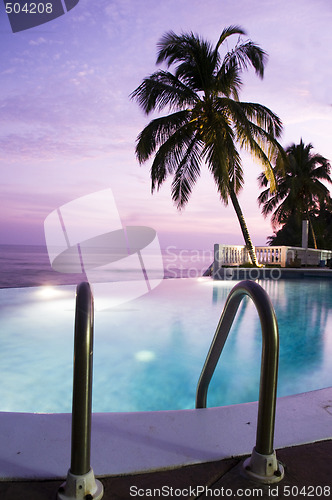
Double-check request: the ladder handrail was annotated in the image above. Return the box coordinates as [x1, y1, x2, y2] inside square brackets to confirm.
[196, 280, 279, 457]
[71, 281, 94, 475]
[58, 281, 104, 499]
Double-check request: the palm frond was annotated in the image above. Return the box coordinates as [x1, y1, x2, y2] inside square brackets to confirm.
[135, 110, 191, 163]
[214, 25, 247, 51]
[171, 137, 203, 208]
[157, 31, 212, 67]
[130, 71, 197, 114]
[221, 40, 267, 79]
[215, 62, 242, 99]
[270, 204, 285, 228]
[257, 171, 269, 188]
[149, 122, 199, 192]
[202, 114, 243, 201]
[307, 159, 331, 181]
[237, 102, 283, 137]
[156, 31, 217, 92]
[257, 187, 271, 207]
[156, 31, 190, 66]
[215, 98, 282, 190]
[258, 188, 284, 216]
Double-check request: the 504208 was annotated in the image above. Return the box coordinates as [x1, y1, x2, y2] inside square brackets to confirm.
[5, 3, 53, 14]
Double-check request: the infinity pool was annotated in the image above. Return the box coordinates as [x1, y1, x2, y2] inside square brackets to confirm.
[0, 277, 331, 413]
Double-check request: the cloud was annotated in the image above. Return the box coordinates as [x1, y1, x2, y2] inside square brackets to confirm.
[0, 66, 142, 161]
[1, 67, 16, 75]
[0, 132, 89, 160]
[0, 129, 132, 161]
[29, 37, 48, 46]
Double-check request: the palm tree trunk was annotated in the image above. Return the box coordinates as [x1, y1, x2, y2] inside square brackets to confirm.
[229, 188, 259, 266]
[308, 216, 318, 249]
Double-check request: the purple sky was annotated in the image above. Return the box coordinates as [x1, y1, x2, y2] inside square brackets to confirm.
[1, 0, 331, 251]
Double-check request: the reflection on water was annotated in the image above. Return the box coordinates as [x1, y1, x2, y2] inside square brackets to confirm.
[129, 318, 198, 411]
[211, 279, 332, 401]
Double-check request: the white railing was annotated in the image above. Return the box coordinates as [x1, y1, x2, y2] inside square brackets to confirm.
[255, 246, 286, 266]
[213, 244, 250, 267]
[214, 244, 332, 269]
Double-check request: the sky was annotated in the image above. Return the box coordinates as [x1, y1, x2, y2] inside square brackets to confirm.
[1, 0, 332, 251]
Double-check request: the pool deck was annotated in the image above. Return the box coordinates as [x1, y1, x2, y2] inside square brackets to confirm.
[0, 387, 331, 498]
[0, 440, 331, 499]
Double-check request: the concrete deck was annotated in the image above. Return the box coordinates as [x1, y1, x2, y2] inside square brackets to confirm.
[1, 388, 332, 480]
[0, 440, 331, 499]
[0, 388, 331, 498]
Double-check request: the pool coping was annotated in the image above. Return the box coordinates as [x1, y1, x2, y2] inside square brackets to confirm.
[212, 267, 332, 280]
[1, 386, 331, 481]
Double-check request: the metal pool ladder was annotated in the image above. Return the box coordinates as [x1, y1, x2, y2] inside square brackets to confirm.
[57, 282, 103, 500]
[196, 280, 284, 484]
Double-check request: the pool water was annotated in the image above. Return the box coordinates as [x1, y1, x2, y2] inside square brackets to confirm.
[0, 277, 331, 413]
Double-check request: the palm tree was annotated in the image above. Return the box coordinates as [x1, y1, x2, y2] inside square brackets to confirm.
[131, 27, 283, 266]
[258, 140, 331, 248]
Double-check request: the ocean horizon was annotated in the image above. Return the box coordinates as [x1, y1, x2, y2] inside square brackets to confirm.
[0, 244, 213, 289]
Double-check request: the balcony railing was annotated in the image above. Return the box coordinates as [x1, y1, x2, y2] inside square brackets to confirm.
[213, 244, 332, 269]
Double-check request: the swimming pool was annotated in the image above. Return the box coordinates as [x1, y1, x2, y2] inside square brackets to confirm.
[0, 277, 331, 413]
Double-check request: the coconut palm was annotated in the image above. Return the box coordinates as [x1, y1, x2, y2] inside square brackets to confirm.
[258, 140, 331, 248]
[131, 27, 283, 266]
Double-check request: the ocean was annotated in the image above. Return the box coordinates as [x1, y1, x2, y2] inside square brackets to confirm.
[0, 244, 213, 288]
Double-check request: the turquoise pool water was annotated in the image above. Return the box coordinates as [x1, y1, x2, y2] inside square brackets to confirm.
[0, 277, 331, 413]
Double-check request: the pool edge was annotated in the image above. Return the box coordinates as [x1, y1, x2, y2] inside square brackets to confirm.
[0, 386, 331, 481]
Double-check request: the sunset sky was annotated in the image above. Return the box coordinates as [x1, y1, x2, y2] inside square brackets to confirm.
[1, 0, 331, 251]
